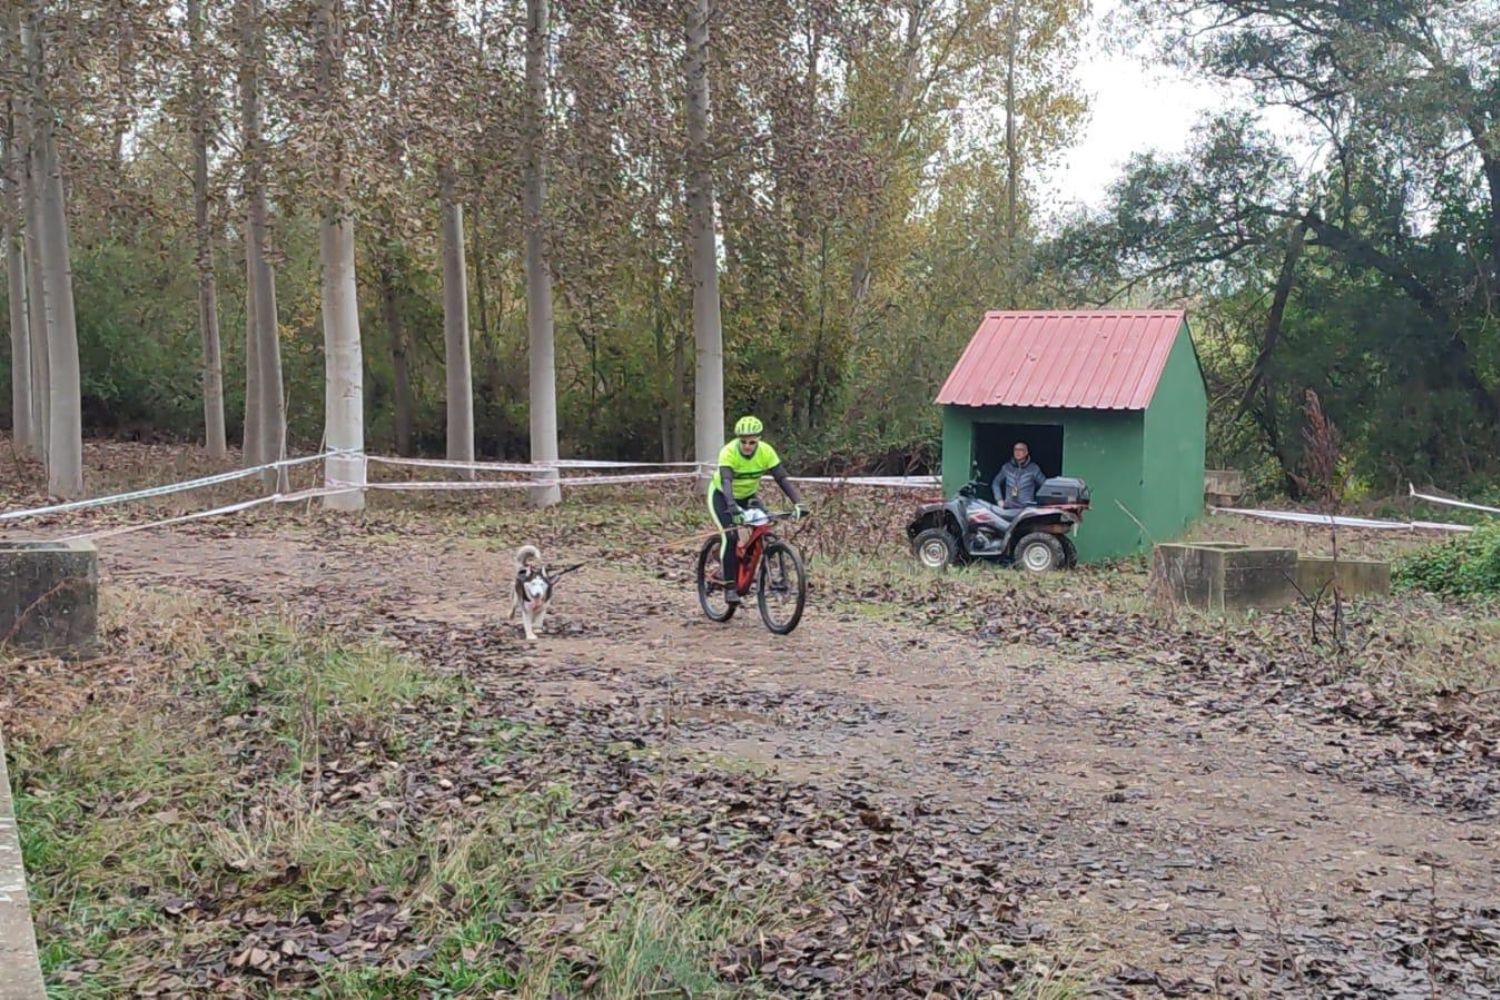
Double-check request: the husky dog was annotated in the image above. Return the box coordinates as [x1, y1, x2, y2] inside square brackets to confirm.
[509, 545, 582, 641]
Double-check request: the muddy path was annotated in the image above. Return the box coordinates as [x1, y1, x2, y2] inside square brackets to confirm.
[100, 527, 1500, 995]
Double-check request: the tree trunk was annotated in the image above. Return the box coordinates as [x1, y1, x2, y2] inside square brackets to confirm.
[470, 198, 499, 454]
[470, 199, 489, 346]
[652, 281, 670, 461]
[656, 351, 671, 460]
[238, 3, 260, 468]
[24, 18, 82, 498]
[314, 0, 363, 510]
[846, 3, 926, 341]
[12, 5, 46, 468]
[2, 128, 30, 455]
[808, 224, 830, 430]
[1238, 219, 1309, 414]
[523, 0, 559, 505]
[1003, 6, 1019, 292]
[685, 0, 723, 473]
[21, 131, 47, 469]
[439, 165, 474, 475]
[380, 264, 413, 456]
[188, 0, 227, 460]
[319, 214, 364, 509]
[671, 320, 687, 462]
[240, 0, 285, 489]
[242, 246, 261, 464]
[37, 123, 82, 497]
[0, 11, 29, 454]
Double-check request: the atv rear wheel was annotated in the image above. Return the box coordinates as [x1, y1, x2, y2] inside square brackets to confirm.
[1014, 532, 1065, 573]
[913, 528, 959, 571]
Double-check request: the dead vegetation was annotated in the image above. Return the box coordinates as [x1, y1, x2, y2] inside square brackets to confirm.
[3, 440, 1498, 996]
[4, 586, 1038, 997]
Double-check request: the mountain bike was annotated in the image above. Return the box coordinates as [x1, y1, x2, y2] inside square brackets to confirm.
[695, 506, 808, 635]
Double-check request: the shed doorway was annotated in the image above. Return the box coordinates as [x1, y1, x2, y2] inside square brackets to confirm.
[974, 423, 1064, 501]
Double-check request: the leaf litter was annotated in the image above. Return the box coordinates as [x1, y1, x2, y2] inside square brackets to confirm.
[4, 454, 1498, 997]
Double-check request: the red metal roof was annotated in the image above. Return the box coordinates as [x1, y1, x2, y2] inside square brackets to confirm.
[935, 310, 1188, 410]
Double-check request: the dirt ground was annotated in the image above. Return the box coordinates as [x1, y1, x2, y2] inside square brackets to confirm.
[84, 519, 1498, 996]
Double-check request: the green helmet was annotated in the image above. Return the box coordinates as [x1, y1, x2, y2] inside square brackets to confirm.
[734, 415, 764, 437]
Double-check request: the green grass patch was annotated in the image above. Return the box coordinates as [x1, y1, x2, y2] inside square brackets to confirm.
[11, 620, 460, 996]
[9, 604, 813, 998]
[1394, 521, 1500, 599]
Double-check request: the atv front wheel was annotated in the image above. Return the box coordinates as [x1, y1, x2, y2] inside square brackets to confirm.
[913, 528, 959, 571]
[1014, 532, 1065, 573]
[1060, 535, 1078, 569]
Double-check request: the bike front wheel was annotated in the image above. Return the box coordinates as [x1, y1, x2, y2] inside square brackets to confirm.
[756, 538, 807, 635]
[696, 536, 737, 622]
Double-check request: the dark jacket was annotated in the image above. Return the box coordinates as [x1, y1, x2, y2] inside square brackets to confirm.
[992, 460, 1046, 508]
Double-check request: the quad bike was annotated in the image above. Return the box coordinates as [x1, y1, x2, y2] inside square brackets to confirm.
[906, 477, 1090, 573]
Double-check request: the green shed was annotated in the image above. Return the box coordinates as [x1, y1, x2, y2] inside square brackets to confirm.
[935, 310, 1206, 563]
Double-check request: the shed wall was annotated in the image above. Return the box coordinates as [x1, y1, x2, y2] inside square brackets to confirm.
[1140, 323, 1208, 544]
[941, 406, 1146, 562]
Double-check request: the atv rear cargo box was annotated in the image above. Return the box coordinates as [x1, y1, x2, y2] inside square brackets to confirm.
[1036, 477, 1090, 506]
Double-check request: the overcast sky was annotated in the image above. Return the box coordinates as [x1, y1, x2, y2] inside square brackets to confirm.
[1039, 1, 1306, 217]
[1041, 1, 1220, 213]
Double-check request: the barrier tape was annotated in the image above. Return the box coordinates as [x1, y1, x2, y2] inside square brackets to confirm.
[369, 455, 939, 485]
[353, 473, 938, 492]
[789, 475, 940, 489]
[1408, 484, 1500, 516]
[368, 455, 701, 473]
[1210, 506, 1473, 533]
[58, 486, 361, 542]
[1, 450, 346, 523]
[4, 446, 941, 535]
[330, 471, 698, 492]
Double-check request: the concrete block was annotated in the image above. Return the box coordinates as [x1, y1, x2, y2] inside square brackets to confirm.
[1205, 469, 1246, 495]
[0, 728, 46, 999]
[1221, 547, 1301, 609]
[1295, 555, 1391, 598]
[1204, 469, 1247, 507]
[0, 539, 99, 657]
[1152, 542, 1299, 611]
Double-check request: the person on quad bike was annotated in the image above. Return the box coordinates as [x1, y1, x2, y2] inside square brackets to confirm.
[993, 441, 1047, 510]
[708, 415, 806, 604]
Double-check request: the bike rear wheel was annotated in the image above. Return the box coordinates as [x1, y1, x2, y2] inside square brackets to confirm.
[696, 536, 737, 622]
[756, 538, 807, 635]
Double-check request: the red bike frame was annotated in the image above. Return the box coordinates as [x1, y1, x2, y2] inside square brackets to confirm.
[730, 521, 776, 593]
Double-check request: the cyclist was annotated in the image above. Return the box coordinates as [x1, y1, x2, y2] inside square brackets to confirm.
[708, 415, 806, 604]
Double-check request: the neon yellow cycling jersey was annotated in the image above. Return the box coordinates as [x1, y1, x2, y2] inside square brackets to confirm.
[709, 440, 781, 501]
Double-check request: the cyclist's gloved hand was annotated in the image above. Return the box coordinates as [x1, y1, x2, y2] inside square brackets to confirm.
[730, 504, 745, 524]
[792, 503, 808, 520]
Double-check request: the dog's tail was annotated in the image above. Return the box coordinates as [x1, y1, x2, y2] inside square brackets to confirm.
[515, 544, 542, 571]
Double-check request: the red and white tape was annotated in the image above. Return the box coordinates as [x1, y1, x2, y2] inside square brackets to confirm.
[59, 486, 361, 542]
[367, 455, 701, 474]
[3, 445, 949, 543]
[332, 471, 697, 491]
[1209, 506, 1472, 533]
[1, 450, 344, 523]
[1408, 484, 1500, 516]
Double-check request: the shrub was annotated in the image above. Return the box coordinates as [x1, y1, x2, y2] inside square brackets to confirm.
[1394, 522, 1500, 598]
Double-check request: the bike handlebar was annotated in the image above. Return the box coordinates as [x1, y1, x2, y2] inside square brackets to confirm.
[738, 510, 807, 524]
